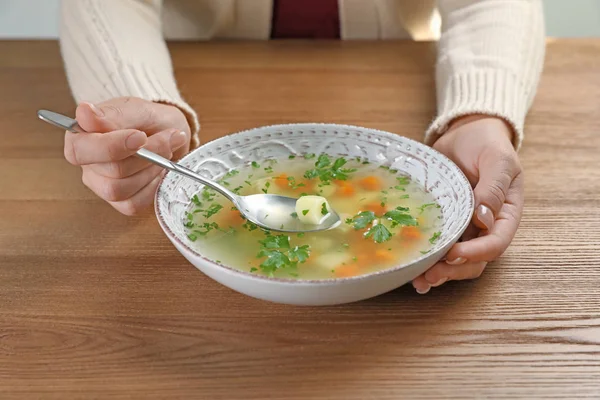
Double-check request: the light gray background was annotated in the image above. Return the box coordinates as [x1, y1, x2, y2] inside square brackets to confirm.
[1, 0, 599, 39]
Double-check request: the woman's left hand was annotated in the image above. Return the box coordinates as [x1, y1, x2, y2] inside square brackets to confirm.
[412, 115, 524, 294]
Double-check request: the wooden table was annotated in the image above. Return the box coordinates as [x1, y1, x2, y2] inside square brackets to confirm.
[1, 40, 599, 399]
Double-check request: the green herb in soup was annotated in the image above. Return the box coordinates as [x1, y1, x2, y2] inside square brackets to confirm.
[184, 155, 443, 280]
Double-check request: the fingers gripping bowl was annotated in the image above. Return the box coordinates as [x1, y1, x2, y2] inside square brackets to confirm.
[155, 124, 474, 305]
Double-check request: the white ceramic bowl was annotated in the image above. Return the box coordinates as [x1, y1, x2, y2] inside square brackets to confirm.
[155, 124, 474, 305]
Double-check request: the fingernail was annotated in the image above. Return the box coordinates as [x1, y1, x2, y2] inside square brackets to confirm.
[477, 204, 494, 231]
[84, 102, 104, 118]
[415, 284, 431, 295]
[446, 257, 466, 265]
[126, 131, 147, 150]
[170, 131, 187, 149]
[431, 277, 448, 287]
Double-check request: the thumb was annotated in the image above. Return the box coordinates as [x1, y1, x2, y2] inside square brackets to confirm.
[473, 151, 520, 231]
[76, 97, 157, 133]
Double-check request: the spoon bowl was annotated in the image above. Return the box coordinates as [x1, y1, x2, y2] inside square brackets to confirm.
[239, 194, 341, 232]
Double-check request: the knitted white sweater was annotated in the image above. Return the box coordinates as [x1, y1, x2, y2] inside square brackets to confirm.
[59, 0, 545, 149]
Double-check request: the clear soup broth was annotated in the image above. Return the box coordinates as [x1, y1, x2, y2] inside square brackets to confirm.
[184, 154, 442, 280]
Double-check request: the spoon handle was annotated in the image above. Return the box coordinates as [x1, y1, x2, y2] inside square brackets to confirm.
[37, 110, 238, 202]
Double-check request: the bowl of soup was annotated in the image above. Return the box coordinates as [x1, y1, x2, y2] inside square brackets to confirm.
[155, 124, 474, 305]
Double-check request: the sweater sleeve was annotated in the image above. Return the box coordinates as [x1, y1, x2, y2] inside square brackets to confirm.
[425, 0, 545, 150]
[59, 0, 200, 148]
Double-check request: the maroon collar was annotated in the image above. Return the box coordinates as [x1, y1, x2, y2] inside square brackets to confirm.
[271, 0, 340, 39]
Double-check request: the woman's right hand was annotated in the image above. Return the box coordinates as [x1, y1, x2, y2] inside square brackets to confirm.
[64, 97, 192, 215]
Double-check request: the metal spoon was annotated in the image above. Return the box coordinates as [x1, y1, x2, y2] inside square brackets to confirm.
[37, 110, 341, 233]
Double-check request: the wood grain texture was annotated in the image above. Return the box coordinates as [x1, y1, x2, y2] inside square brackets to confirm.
[1, 40, 600, 399]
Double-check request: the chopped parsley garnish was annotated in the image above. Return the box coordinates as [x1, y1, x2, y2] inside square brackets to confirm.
[321, 202, 328, 215]
[289, 155, 296, 159]
[201, 188, 216, 202]
[302, 209, 309, 216]
[288, 245, 310, 263]
[290, 212, 298, 218]
[222, 169, 239, 180]
[191, 194, 202, 206]
[429, 231, 441, 244]
[303, 169, 319, 179]
[258, 250, 291, 275]
[242, 220, 258, 231]
[187, 222, 221, 239]
[260, 235, 290, 249]
[350, 211, 376, 229]
[264, 166, 274, 174]
[418, 203, 441, 213]
[383, 207, 418, 228]
[203, 204, 223, 219]
[257, 234, 311, 276]
[348, 205, 417, 244]
[365, 224, 392, 243]
[232, 185, 244, 194]
[396, 176, 410, 185]
[303, 154, 357, 184]
[251, 161, 260, 169]
[250, 267, 258, 273]
[262, 181, 271, 194]
[304, 153, 316, 159]
[297, 232, 305, 238]
[420, 250, 431, 254]
[286, 176, 305, 190]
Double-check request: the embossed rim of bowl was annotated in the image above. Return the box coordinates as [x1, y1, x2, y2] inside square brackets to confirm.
[155, 123, 474, 285]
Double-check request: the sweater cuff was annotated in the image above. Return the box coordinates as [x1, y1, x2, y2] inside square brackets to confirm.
[425, 69, 526, 150]
[125, 63, 201, 149]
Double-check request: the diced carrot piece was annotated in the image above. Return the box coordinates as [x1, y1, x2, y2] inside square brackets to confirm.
[335, 181, 355, 197]
[358, 176, 382, 191]
[273, 173, 288, 189]
[335, 264, 360, 278]
[354, 252, 372, 268]
[375, 248, 395, 262]
[299, 179, 313, 191]
[364, 203, 387, 215]
[401, 226, 422, 240]
[224, 209, 245, 225]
